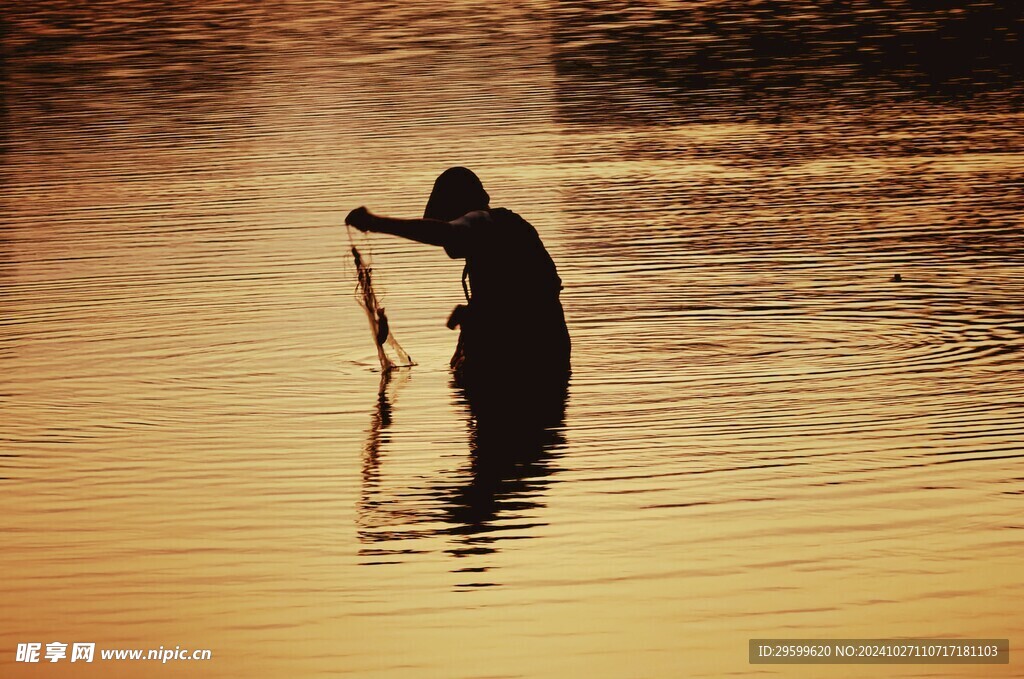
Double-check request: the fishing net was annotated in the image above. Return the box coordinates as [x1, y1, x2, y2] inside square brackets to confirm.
[347, 226, 414, 372]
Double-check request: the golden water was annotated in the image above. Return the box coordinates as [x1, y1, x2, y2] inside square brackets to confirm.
[2, 2, 1023, 677]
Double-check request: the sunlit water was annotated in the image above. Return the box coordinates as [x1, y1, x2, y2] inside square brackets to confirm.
[2, 2, 1023, 677]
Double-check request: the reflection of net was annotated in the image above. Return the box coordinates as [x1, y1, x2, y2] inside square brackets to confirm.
[350, 241, 413, 372]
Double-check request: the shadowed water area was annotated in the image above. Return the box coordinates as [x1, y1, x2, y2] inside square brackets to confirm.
[2, 1, 1023, 677]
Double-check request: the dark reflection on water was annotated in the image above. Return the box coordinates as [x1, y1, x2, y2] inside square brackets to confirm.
[552, 0, 1024, 125]
[358, 371, 568, 583]
[2, 1, 258, 147]
[442, 375, 568, 555]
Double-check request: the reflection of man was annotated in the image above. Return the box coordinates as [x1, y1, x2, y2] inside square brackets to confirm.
[355, 368, 569, 572]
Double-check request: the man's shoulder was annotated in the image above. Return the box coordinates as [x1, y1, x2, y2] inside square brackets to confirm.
[455, 208, 539, 250]
[488, 207, 522, 222]
[488, 208, 536, 234]
[460, 208, 525, 223]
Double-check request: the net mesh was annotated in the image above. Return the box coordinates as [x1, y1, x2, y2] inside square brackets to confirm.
[348, 228, 414, 371]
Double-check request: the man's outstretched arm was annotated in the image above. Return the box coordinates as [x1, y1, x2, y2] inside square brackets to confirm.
[346, 207, 455, 248]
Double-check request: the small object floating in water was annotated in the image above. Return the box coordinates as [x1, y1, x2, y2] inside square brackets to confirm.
[891, 273, 902, 282]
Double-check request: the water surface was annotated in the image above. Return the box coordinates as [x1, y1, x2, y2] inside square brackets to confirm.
[2, 2, 1023, 677]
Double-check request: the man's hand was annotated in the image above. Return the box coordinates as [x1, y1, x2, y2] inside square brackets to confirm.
[346, 206, 375, 232]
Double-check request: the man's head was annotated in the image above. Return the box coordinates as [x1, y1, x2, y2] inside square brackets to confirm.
[423, 167, 490, 222]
